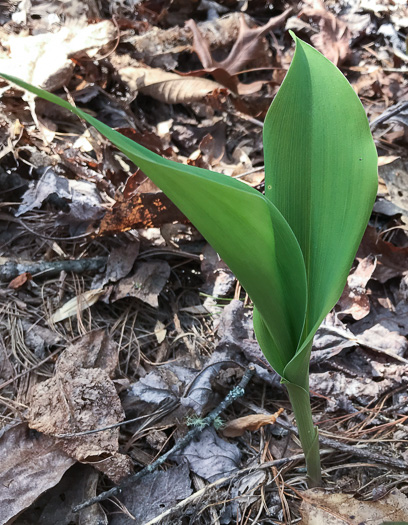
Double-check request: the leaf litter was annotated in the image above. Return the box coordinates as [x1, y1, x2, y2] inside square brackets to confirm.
[1, 0, 408, 523]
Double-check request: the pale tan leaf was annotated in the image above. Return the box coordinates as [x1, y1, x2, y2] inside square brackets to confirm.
[49, 287, 105, 323]
[222, 409, 284, 437]
[300, 488, 408, 524]
[155, 320, 167, 343]
[119, 66, 223, 103]
[0, 21, 115, 91]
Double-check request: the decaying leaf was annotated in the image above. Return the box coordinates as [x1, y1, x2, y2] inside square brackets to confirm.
[110, 464, 192, 525]
[99, 191, 189, 235]
[300, 0, 351, 65]
[378, 158, 408, 218]
[17, 168, 105, 235]
[358, 227, 408, 283]
[111, 260, 171, 307]
[50, 287, 105, 323]
[8, 271, 32, 289]
[338, 256, 377, 320]
[17, 464, 107, 524]
[171, 427, 241, 482]
[0, 20, 115, 91]
[186, 10, 291, 94]
[222, 408, 284, 437]
[350, 301, 408, 357]
[201, 243, 235, 315]
[29, 331, 132, 483]
[154, 320, 167, 344]
[300, 488, 408, 524]
[0, 423, 75, 524]
[309, 369, 395, 409]
[118, 66, 223, 104]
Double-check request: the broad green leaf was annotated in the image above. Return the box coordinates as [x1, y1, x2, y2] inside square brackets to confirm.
[261, 34, 378, 385]
[0, 72, 307, 375]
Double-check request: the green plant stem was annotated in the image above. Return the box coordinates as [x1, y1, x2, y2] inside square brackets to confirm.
[285, 379, 321, 487]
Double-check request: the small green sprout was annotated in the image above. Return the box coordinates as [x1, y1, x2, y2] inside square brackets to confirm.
[0, 32, 377, 487]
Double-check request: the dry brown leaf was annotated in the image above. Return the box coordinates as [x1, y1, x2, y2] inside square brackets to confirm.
[358, 227, 408, 283]
[338, 256, 376, 320]
[99, 191, 189, 235]
[0, 423, 75, 524]
[118, 66, 223, 103]
[111, 261, 171, 308]
[300, 488, 408, 524]
[8, 271, 32, 289]
[186, 10, 291, 94]
[222, 408, 284, 438]
[29, 331, 132, 483]
[301, 0, 351, 65]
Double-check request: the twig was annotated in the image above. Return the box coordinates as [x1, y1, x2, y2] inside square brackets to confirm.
[240, 401, 407, 472]
[73, 365, 255, 512]
[141, 459, 300, 525]
[0, 212, 93, 242]
[277, 418, 407, 471]
[0, 256, 107, 281]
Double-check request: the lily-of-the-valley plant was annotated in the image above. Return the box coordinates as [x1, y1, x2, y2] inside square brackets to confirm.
[0, 32, 378, 487]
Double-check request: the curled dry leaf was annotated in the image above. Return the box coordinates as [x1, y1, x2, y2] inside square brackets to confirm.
[186, 10, 291, 94]
[186, 11, 291, 95]
[111, 260, 171, 308]
[8, 271, 32, 289]
[358, 227, 408, 283]
[300, 488, 408, 524]
[29, 330, 132, 483]
[118, 66, 223, 104]
[0, 423, 75, 524]
[337, 255, 376, 320]
[49, 287, 105, 323]
[222, 408, 284, 438]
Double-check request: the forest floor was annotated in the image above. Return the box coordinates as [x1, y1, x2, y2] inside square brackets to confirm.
[0, 0, 408, 523]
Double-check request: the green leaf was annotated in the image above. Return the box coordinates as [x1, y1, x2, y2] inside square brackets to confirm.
[0, 72, 307, 375]
[261, 33, 378, 385]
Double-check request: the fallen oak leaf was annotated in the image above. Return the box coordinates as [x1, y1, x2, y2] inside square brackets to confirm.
[222, 408, 284, 437]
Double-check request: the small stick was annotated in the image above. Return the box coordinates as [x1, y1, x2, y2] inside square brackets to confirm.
[73, 365, 255, 512]
[0, 256, 107, 281]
